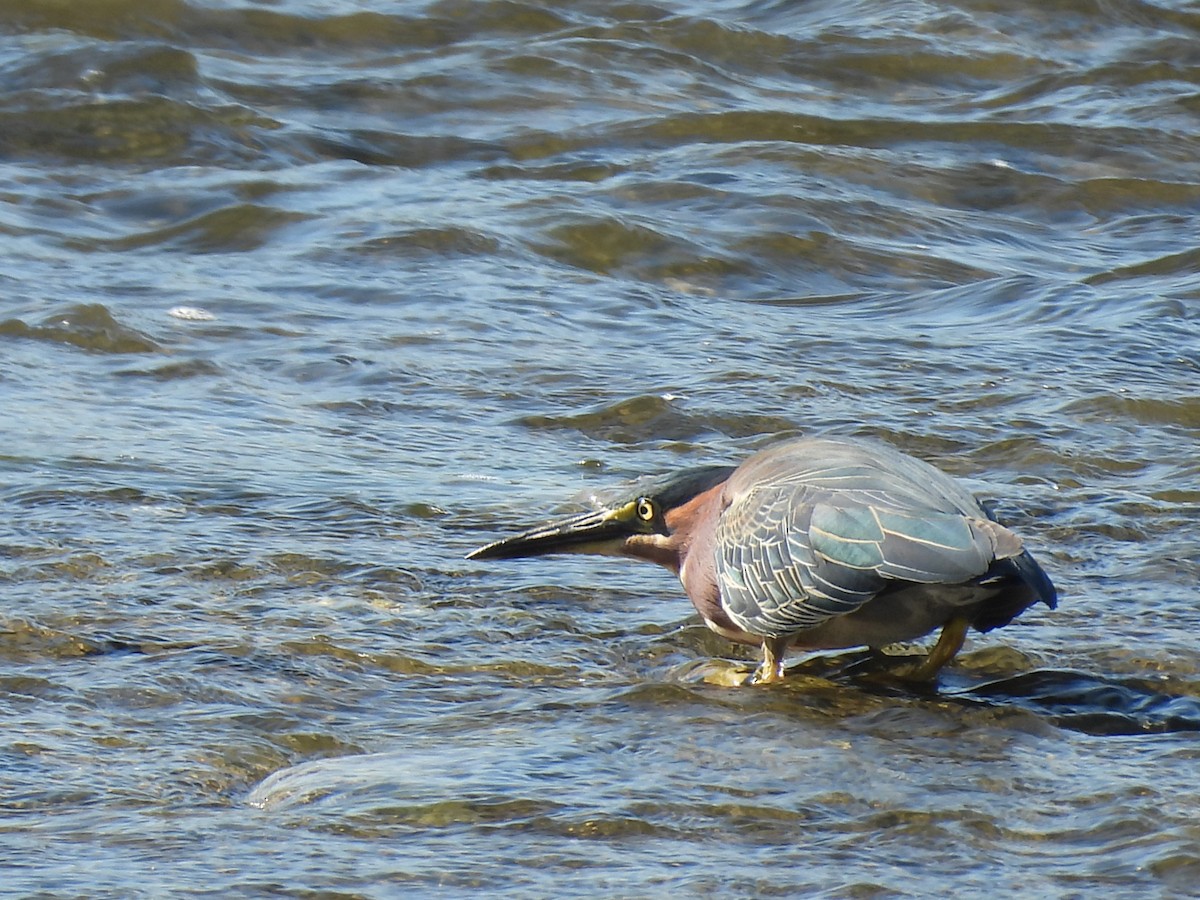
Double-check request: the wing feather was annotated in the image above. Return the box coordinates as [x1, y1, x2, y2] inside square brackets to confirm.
[713, 438, 1019, 639]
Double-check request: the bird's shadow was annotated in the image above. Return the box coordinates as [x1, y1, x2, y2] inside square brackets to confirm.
[697, 650, 1200, 736]
[942, 668, 1200, 736]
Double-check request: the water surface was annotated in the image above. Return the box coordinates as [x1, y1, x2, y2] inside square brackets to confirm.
[2, 0, 1199, 895]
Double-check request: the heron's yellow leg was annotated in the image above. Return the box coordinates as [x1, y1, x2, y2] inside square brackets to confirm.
[751, 636, 790, 684]
[905, 615, 970, 681]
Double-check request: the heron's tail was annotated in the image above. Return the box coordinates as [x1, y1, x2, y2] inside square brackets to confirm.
[971, 549, 1057, 632]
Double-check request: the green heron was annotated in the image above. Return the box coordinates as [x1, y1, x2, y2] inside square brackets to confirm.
[468, 436, 1057, 684]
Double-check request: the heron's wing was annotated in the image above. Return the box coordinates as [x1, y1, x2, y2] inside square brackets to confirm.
[714, 482, 1018, 638]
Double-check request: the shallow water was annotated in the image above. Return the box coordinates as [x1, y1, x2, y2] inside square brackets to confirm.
[2, 0, 1199, 895]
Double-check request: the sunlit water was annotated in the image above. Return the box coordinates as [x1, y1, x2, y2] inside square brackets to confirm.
[2, 0, 1199, 895]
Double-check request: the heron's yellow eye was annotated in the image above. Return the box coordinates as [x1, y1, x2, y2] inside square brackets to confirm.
[635, 498, 657, 522]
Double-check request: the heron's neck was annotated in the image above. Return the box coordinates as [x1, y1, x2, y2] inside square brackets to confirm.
[620, 532, 682, 572]
[620, 482, 738, 638]
[619, 481, 728, 578]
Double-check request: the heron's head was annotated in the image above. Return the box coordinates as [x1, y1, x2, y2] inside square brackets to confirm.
[467, 464, 735, 564]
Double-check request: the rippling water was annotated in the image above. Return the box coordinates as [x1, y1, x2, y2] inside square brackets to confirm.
[2, 0, 1199, 895]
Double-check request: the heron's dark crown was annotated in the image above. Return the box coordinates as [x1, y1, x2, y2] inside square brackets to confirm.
[622, 464, 737, 512]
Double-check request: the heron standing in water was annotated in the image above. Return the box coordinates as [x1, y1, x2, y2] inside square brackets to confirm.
[468, 436, 1057, 684]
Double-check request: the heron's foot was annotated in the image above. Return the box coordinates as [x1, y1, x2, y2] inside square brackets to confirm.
[749, 665, 785, 685]
[895, 616, 969, 682]
[749, 637, 790, 685]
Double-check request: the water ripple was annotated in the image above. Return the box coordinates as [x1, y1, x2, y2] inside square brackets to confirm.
[2, 0, 1199, 895]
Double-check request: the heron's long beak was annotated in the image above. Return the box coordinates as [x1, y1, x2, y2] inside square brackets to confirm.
[467, 504, 640, 561]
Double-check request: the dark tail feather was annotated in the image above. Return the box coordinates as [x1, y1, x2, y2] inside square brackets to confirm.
[971, 549, 1057, 632]
[1013, 549, 1057, 610]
